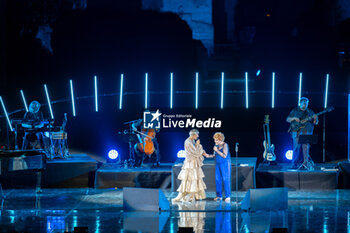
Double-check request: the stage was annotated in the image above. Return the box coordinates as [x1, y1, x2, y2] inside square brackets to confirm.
[0, 188, 349, 232]
[0, 153, 97, 189]
[256, 162, 340, 189]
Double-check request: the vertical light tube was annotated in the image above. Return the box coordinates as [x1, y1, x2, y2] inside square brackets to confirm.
[70, 80, 76, 117]
[170, 72, 173, 109]
[145, 73, 148, 109]
[0, 96, 13, 131]
[20, 90, 29, 112]
[272, 72, 275, 108]
[324, 74, 329, 109]
[44, 84, 54, 119]
[119, 74, 124, 110]
[195, 72, 199, 109]
[245, 72, 249, 109]
[221, 72, 224, 109]
[94, 75, 98, 112]
[348, 94, 350, 162]
[298, 72, 303, 104]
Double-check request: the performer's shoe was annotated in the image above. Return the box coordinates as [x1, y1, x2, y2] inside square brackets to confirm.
[214, 197, 222, 201]
[224, 197, 231, 203]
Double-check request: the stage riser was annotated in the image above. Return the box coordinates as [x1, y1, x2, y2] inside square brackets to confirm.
[256, 172, 338, 189]
[172, 165, 256, 191]
[0, 154, 97, 189]
[95, 171, 172, 189]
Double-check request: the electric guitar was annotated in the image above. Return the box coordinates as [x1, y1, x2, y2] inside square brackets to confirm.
[288, 107, 334, 132]
[263, 115, 276, 161]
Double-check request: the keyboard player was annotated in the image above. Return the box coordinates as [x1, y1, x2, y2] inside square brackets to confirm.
[22, 101, 46, 150]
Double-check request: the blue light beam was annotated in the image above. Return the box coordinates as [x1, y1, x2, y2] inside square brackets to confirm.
[221, 72, 224, 109]
[245, 72, 249, 109]
[298, 73, 302, 104]
[119, 74, 124, 110]
[170, 73, 173, 109]
[44, 84, 54, 119]
[195, 72, 199, 109]
[20, 90, 29, 112]
[324, 74, 329, 109]
[94, 75, 98, 112]
[0, 96, 13, 131]
[272, 72, 275, 108]
[70, 80, 76, 117]
[145, 73, 148, 109]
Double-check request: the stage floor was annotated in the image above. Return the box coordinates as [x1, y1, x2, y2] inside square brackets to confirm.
[0, 188, 349, 232]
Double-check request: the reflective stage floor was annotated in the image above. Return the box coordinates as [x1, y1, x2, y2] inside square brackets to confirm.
[0, 188, 349, 232]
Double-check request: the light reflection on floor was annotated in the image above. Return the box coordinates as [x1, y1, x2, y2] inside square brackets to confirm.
[0, 189, 349, 232]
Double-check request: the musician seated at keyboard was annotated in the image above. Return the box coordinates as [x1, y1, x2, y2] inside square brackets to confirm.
[22, 101, 45, 150]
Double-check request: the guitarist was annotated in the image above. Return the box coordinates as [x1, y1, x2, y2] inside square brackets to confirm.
[286, 97, 318, 169]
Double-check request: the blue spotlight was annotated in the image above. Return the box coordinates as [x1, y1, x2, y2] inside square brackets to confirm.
[285, 150, 293, 160]
[221, 72, 224, 109]
[272, 72, 275, 108]
[108, 149, 119, 160]
[195, 72, 199, 109]
[94, 75, 98, 112]
[20, 90, 29, 112]
[119, 74, 124, 110]
[324, 74, 329, 109]
[145, 73, 148, 109]
[256, 69, 261, 77]
[44, 84, 54, 119]
[70, 80, 76, 117]
[170, 72, 173, 109]
[0, 96, 13, 131]
[298, 73, 302, 104]
[177, 150, 186, 158]
[245, 72, 249, 109]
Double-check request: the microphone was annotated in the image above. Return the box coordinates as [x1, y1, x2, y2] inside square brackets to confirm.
[235, 143, 239, 153]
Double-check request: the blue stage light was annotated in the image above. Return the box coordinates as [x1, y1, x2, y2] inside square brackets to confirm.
[94, 75, 98, 112]
[256, 69, 261, 76]
[145, 73, 148, 109]
[170, 72, 173, 109]
[272, 72, 275, 108]
[20, 90, 29, 112]
[324, 74, 329, 109]
[44, 84, 54, 119]
[0, 96, 13, 131]
[108, 149, 119, 160]
[221, 72, 224, 109]
[195, 72, 199, 109]
[298, 73, 302, 104]
[70, 80, 76, 117]
[177, 150, 186, 158]
[119, 74, 124, 110]
[285, 150, 293, 160]
[245, 72, 249, 109]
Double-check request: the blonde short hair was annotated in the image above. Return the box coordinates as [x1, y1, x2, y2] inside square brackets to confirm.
[189, 129, 199, 136]
[213, 132, 225, 141]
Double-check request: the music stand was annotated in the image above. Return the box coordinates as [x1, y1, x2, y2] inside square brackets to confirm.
[298, 134, 318, 170]
[299, 134, 318, 145]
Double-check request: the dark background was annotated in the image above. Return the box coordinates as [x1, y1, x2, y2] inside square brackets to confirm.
[0, 0, 349, 163]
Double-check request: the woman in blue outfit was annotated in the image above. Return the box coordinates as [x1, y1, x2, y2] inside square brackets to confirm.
[209, 132, 231, 203]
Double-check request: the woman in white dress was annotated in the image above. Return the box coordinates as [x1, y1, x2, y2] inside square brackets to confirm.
[172, 129, 210, 202]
